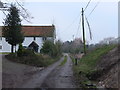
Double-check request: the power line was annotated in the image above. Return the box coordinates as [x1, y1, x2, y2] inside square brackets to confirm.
[85, 15, 92, 40]
[84, 0, 92, 11]
[87, 0, 100, 18]
[65, 11, 81, 32]
[75, 15, 81, 37]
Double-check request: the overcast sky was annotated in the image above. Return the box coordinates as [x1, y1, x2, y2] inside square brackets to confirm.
[0, 0, 118, 44]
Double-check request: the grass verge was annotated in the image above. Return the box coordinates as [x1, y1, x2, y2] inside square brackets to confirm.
[59, 55, 67, 66]
[70, 55, 75, 64]
[0, 52, 10, 54]
[72, 45, 116, 88]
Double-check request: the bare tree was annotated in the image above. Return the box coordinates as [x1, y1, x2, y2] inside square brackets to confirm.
[0, 0, 33, 23]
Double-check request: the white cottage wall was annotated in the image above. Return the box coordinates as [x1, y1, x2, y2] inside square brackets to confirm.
[22, 37, 43, 53]
[47, 37, 54, 41]
[23, 37, 34, 46]
[1, 37, 44, 52]
[1, 37, 54, 52]
[2, 38, 11, 52]
[35, 37, 43, 52]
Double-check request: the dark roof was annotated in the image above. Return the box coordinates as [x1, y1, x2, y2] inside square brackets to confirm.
[28, 41, 39, 47]
[0, 25, 55, 37]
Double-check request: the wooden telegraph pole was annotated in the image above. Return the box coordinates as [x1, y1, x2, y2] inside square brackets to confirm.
[82, 8, 86, 54]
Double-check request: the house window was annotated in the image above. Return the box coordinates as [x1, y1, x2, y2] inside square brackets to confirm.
[42, 37, 47, 41]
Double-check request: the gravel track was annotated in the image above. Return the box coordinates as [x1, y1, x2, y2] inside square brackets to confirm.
[2, 54, 76, 88]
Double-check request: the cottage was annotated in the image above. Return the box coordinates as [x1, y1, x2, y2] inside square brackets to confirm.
[0, 25, 55, 52]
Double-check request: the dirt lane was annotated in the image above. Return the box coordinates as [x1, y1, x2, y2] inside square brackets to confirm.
[2, 54, 44, 88]
[2, 54, 76, 88]
[21, 56, 64, 88]
[41, 54, 76, 88]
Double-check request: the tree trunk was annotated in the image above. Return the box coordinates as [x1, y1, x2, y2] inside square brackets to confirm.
[11, 45, 14, 53]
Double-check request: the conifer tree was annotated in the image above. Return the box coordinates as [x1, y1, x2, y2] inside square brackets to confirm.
[3, 4, 24, 53]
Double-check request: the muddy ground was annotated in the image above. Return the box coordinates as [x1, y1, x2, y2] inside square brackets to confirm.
[2, 54, 44, 88]
[40, 54, 76, 88]
[2, 54, 76, 88]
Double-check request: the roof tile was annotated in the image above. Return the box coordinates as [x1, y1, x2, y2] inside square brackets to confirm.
[0, 25, 55, 37]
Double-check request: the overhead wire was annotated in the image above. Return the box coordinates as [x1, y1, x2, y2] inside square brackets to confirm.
[74, 0, 100, 41]
[74, 0, 92, 39]
[75, 15, 81, 38]
[85, 15, 92, 40]
[65, 11, 81, 32]
[84, 0, 92, 11]
[87, 0, 100, 18]
[83, 0, 100, 40]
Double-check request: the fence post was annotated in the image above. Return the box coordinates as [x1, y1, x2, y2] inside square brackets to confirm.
[75, 58, 78, 65]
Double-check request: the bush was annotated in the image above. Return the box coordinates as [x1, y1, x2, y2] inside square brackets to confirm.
[6, 52, 60, 67]
[40, 40, 54, 55]
[22, 49, 35, 56]
[19, 54, 44, 67]
[6, 42, 62, 67]
[17, 43, 24, 57]
[40, 40, 62, 57]
[17, 43, 35, 57]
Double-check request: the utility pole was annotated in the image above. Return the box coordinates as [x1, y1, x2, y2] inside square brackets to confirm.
[82, 8, 86, 54]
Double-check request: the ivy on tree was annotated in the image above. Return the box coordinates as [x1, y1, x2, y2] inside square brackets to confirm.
[3, 4, 24, 53]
